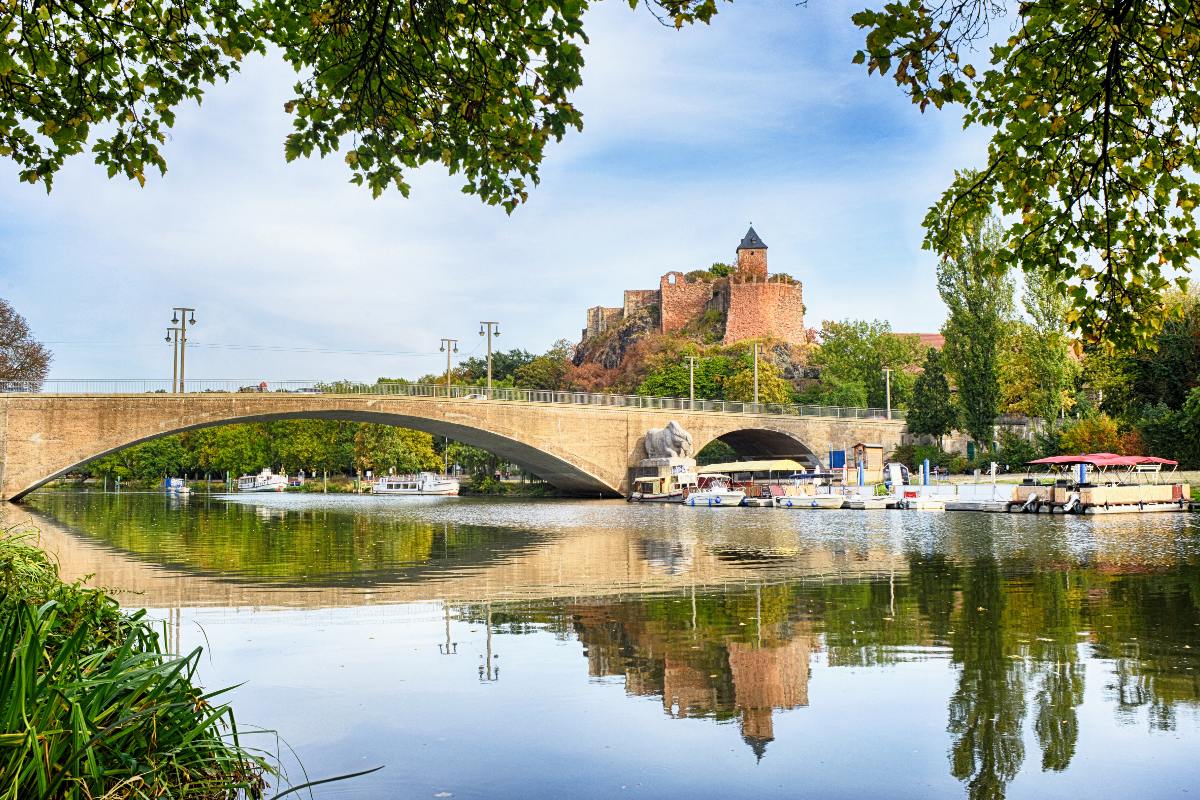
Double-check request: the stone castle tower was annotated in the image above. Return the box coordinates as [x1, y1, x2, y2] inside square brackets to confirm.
[736, 226, 768, 279]
[581, 226, 807, 347]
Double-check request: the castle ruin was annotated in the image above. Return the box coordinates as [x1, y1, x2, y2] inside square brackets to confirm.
[580, 227, 807, 347]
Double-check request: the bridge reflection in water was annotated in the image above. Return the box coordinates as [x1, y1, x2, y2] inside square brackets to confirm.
[7, 492, 1200, 800]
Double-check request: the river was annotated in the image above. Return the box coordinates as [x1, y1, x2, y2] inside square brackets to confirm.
[7, 490, 1200, 799]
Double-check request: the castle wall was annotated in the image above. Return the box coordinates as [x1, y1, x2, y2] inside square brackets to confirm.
[623, 289, 660, 316]
[737, 247, 768, 279]
[660, 272, 714, 334]
[724, 281, 805, 345]
[585, 305, 624, 339]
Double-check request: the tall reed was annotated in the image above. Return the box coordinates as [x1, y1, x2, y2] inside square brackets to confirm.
[0, 530, 271, 799]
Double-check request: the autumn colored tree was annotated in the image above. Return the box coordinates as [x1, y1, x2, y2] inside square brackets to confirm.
[0, 298, 51, 390]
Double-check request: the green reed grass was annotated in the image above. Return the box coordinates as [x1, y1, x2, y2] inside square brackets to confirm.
[0, 529, 272, 799]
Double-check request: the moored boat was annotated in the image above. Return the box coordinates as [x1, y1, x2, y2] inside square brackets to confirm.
[372, 472, 460, 496]
[685, 476, 745, 507]
[1013, 454, 1189, 514]
[163, 476, 191, 496]
[236, 469, 288, 493]
[774, 494, 845, 510]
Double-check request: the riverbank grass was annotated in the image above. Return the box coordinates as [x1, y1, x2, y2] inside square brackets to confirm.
[0, 528, 270, 799]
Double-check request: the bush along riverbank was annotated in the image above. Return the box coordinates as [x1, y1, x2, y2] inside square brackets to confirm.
[0, 527, 271, 800]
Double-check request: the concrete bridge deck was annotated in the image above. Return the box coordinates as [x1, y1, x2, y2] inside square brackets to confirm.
[0, 384, 907, 500]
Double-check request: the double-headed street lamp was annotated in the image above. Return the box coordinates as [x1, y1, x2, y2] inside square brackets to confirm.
[439, 338, 459, 394]
[478, 321, 501, 395]
[170, 307, 196, 392]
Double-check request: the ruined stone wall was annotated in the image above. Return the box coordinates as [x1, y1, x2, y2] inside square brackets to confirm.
[585, 305, 624, 339]
[659, 272, 714, 334]
[723, 281, 806, 345]
[737, 248, 768, 279]
[623, 289, 660, 316]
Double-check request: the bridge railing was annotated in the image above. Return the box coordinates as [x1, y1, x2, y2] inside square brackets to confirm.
[0, 379, 905, 420]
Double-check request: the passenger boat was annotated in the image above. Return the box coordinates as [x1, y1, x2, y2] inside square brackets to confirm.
[774, 494, 845, 510]
[685, 476, 745, 507]
[236, 469, 288, 492]
[1011, 453, 1189, 514]
[629, 468, 699, 503]
[371, 472, 460, 496]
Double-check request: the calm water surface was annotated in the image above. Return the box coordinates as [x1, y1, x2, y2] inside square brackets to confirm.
[10, 491, 1200, 799]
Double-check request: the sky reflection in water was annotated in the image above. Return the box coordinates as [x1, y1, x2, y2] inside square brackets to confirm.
[14, 491, 1200, 800]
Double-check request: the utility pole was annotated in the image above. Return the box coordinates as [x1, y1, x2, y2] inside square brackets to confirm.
[439, 338, 459, 395]
[884, 368, 892, 419]
[171, 307, 196, 392]
[165, 327, 181, 392]
[478, 321, 501, 396]
[752, 342, 760, 405]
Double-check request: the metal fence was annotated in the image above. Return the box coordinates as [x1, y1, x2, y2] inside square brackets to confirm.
[0, 379, 904, 421]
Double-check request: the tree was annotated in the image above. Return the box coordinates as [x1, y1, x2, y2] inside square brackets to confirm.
[1059, 414, 1123, 456]
[0, 299, 51, 390]
[810, 320, 923, 409]
[353, 425, 441, 474]
[907, 348, 956, 447]
[938, 214, 1013, 450]
[512, 340, 574, 390]
[723, 356, 791, 404]
[0, 0, 718, 207]
[854, 0, 1200, 346]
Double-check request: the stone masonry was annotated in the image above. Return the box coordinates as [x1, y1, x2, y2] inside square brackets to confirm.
[580, 226, 807, 348]
[0, 393, 905, 500]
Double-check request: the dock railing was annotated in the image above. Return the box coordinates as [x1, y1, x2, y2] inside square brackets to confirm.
[0, 379, 904, 421]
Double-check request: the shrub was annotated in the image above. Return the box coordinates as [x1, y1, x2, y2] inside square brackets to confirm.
[1059, 413, 1122, 454]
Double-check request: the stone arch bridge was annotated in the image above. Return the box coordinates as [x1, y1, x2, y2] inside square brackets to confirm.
[0, 389, 906, 501]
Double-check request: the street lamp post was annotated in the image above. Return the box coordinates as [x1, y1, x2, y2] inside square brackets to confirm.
[439, 338, 459, 396]
[478, 321, 501, 396]
[170, 307, 196, 392]
[686, 356, 701, 408]
[883, 368, 892, 419]
[165, 327, 181, 392]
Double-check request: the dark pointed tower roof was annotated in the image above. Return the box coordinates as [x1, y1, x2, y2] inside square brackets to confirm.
[737, 226, 767, 251]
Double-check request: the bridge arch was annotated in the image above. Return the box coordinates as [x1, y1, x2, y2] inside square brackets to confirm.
[695, 427, 821, 468]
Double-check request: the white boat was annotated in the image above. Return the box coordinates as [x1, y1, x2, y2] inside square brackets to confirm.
[236, 469, 288, 493]
[775, 494, 845, 510]
[685, 476, 745, 507]
[844, 495, 891, 510]
[371, 472, 460, 496]
[898, 495, 946, 511]
[629, 471, 698, 503]
[164, 477, 191, 496]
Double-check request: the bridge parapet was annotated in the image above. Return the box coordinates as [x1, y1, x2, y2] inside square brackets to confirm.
[2, 380, 904, 422]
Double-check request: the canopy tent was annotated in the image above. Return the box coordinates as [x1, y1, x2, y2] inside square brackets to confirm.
[698, 459, 809, 475]
[1027, 453, 1178, 467]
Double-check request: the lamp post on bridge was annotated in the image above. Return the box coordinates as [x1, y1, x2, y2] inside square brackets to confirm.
[439, 338, 459, 396]
[478, 321, 501, 397]
[170, 307, 196, 392]
[883, 368, 892, 420]
[165, 327, 181, 392]
[751, 342, 761, 406]
[685, 355, 706, 409]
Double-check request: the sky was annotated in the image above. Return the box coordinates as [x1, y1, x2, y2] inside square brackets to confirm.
[0, 0, 992, 384]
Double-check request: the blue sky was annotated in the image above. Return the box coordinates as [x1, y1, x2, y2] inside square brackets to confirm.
[0, 1, 989, 382]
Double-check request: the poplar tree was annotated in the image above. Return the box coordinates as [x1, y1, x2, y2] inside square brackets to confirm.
[938, 213, 1013, 451]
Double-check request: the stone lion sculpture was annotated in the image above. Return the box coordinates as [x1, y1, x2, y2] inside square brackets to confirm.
[643, 421, 695, 459]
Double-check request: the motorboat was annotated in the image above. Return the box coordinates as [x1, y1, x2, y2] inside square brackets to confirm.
[685, 476, 745, 507]
[629, 469, 699, 503]
[844, 495, 890, 510]
[774, 494, 845, 510]
[236, 469, 289, 492]
[371, 472, 460, 496]
[163, 476, 191, 496]
[1011, 453, 1189, 514]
